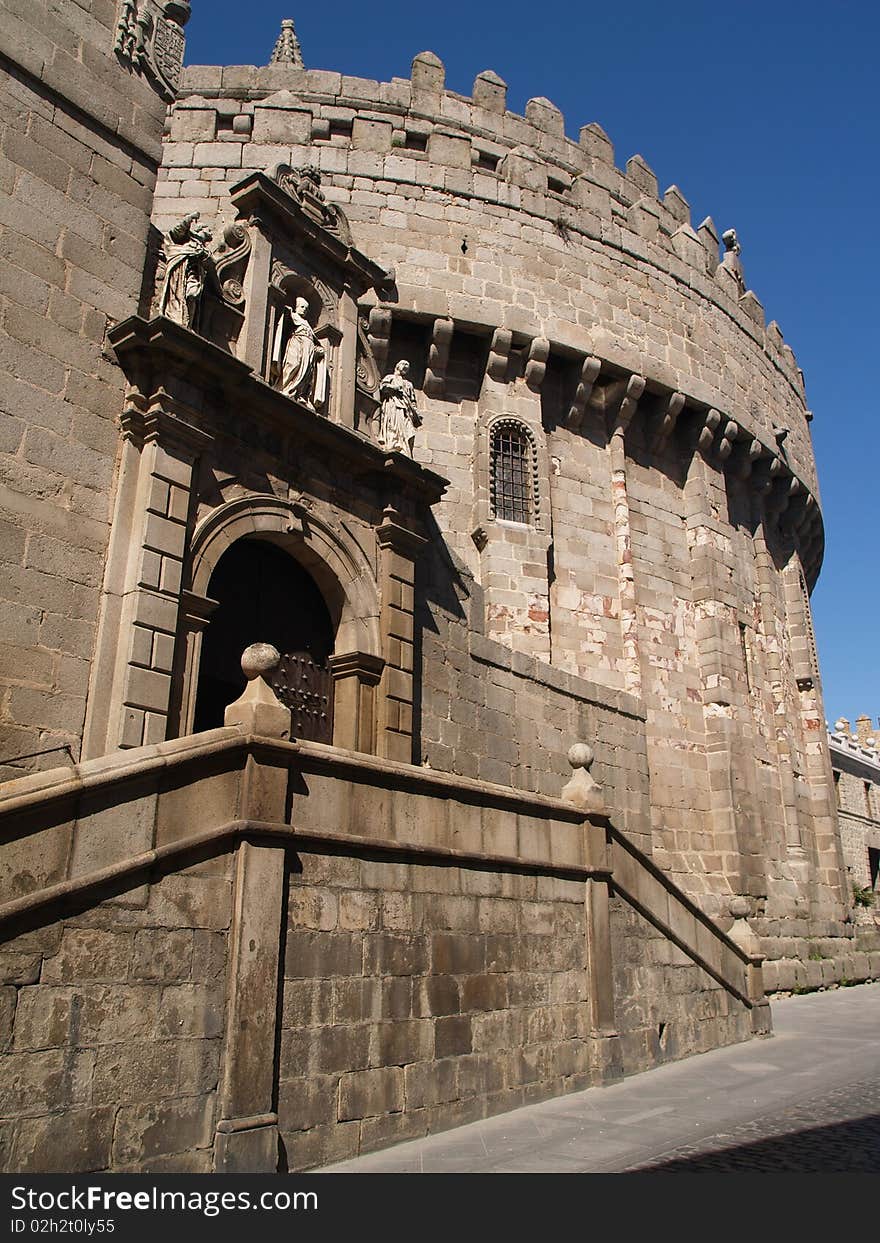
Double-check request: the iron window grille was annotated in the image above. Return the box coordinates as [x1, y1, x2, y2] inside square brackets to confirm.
[490, 422, 534, 525]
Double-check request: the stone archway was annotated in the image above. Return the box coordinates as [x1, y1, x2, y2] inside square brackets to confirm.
[178, 496, 383, 752]
[192, 538, 336, 739]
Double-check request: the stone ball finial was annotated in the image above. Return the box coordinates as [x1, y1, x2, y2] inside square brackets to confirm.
[567, 742, 594, 770]
[225, 644, 289, 739]
[241, 642, 281, 681]
[561, 742, 604, 813]
[729, 896, 750, 919]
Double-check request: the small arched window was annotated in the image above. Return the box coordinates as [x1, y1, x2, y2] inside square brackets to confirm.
[490, 420, 536, 525]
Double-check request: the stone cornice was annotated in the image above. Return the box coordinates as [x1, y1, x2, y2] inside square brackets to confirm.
[828, 734, 880, 782]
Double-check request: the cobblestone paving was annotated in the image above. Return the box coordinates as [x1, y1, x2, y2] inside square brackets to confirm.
[628, 1077, 880, 1172]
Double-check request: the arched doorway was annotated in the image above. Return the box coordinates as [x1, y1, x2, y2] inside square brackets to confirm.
[193, 537, 334, 741]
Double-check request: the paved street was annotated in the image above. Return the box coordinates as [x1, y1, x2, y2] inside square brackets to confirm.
[324, 983, 880, 1172]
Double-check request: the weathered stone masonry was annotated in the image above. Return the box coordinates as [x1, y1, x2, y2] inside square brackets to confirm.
[0, 9, 877, 1173]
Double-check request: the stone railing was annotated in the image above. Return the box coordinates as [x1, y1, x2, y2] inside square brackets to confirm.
[0, 651, 768, 1171]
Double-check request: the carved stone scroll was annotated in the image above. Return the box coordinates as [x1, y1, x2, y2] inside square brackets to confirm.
[366, 308, 392, 378]
[212, 222, 252, 311]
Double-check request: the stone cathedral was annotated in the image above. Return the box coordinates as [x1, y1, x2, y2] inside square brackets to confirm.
[0, 6, 877, 1173]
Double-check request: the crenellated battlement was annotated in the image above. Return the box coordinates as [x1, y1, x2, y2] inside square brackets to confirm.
[160, 47, 821, 585]
[174, 51, 806, 402]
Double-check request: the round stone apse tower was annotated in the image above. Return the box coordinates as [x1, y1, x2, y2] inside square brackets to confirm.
[158, 39, 849, 985]
[4, 10, 880, 1176]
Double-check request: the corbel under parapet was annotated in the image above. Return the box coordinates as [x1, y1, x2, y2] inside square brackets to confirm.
[565, 356, 601, 430]
[697, 408, 722, 458]
[717, 419, 739, 461]
[650, 390, 685, 451]
[605, 374, 646, 439]
[732, 437, 765, 481]
[423, 317, 454, 398]
[766, 459, 793, 519]
[486, 327, 513, 382]
[367, 307, 393, 376]
[524, 336, 550, 392]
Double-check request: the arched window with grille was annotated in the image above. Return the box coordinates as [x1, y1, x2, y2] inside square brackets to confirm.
[489, 420, 537, 525]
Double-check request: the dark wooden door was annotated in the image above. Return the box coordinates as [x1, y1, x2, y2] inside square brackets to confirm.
[193, 538, 334, 741]
[271, 652, 333, 743]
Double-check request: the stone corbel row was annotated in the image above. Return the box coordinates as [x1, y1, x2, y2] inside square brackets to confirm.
[367, 303, 821, 577]
[691, 405, 823, 578]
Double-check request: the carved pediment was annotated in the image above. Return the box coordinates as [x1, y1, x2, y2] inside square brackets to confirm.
[269, 163, 352, 246]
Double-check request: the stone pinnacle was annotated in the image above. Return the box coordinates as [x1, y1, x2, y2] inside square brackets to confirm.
[269, 18, 304, 67]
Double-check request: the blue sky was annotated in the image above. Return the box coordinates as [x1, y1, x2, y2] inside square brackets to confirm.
[186, 2, 879, 728]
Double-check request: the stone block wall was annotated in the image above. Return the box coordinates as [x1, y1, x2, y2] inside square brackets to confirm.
[0, 859, 231, 1172]
[416, 545, 652, 851]
[278, 844, 755, 1171]
[0, 0, 170, 775]
[279, 849, 590, 1169]
[829, 726, 880, 927]
[610, 898, 753, 1072]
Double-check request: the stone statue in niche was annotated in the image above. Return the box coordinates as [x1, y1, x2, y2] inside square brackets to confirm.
[156, 212, 214, 329]
[378, 360, 421, 457]
[271, 297, 325, 409]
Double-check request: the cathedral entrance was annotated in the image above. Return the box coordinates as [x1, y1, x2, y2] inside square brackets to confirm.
[193, 537, 334, 741]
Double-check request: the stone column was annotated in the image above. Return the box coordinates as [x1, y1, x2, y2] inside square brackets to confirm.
[780, 555, 849, 916]
[328, 651, 385, 753]
[215, 645, 290, 1173]
[752, 491, 806, 861]
[82, 401, 211, 758]
[332, 287, 360, 429]
[172, 589, 218, 737]
[375, 506, 425, 764]
[237, 221, 272, 374]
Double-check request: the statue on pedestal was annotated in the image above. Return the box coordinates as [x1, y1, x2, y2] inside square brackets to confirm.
[157, 212, 214, 329]
[378, 360, 421, 457]
[271, 297, 325, 409]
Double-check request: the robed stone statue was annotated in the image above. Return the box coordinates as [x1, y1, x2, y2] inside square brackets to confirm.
[157, 212, 214, 329]
[271, 296, 324, 409]
[378, 360, 421, 457]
